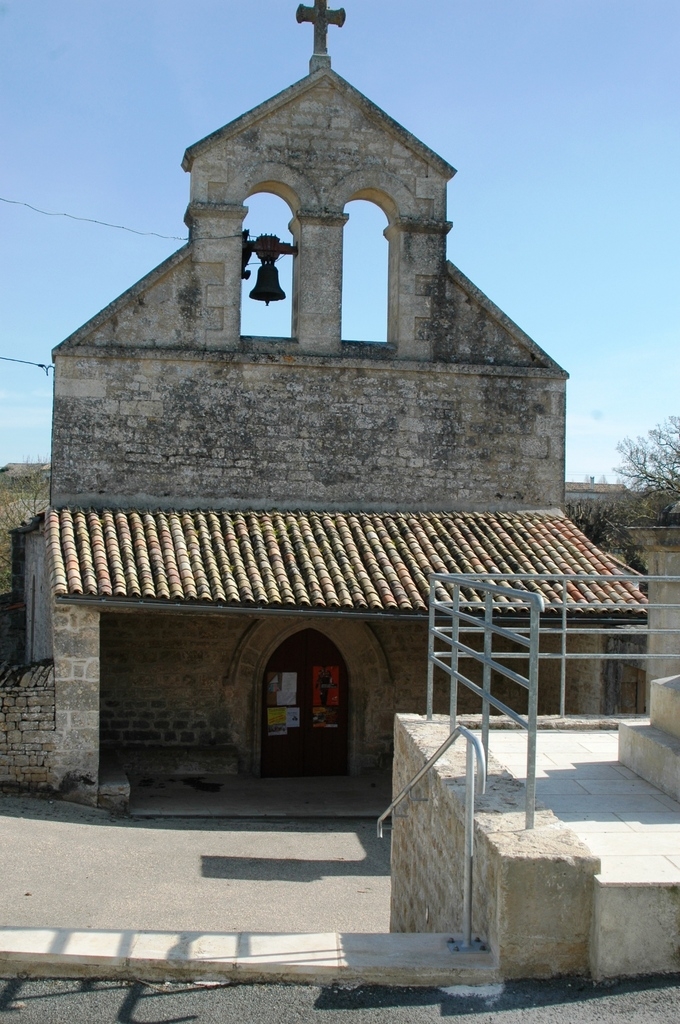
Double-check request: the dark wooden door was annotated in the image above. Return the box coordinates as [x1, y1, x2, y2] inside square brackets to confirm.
[260, 629, 348, 778]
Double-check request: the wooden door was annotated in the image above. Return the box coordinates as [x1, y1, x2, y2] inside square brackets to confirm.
[260, 629, 348, 778]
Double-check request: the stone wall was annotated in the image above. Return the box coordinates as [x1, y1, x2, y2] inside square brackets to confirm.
[389, 714, 599, 978]
[99, 609, 395, 775]
[0, 660, 56, 793]
[52, 349, 565, 513]
[52, 603, 100, 805]
[100, 610, 248, 756]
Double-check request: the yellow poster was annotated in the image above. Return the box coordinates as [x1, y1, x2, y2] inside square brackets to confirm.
[267, 707, 287, 736]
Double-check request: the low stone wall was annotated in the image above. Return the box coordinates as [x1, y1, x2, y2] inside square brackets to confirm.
[0, 660, 56, 793]
[389, 714, 599, 979]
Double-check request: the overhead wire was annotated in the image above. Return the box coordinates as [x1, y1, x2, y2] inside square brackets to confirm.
[0, 196, 188, 241]
[0, 203, 293, 373]
[0, 358, 53, 378]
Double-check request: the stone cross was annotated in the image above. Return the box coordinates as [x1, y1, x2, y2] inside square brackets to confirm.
[296, 0, 346, 57]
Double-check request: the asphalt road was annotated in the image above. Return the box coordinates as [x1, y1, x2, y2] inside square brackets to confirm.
[1, 977, 680, 1023]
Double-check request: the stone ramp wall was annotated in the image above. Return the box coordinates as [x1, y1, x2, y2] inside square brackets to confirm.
[0, 660, 56, 793]
[389, 714, 599, 979]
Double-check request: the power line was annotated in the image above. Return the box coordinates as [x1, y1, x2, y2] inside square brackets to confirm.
[0, 356, 53, 375]
[0, 196, 187, 241]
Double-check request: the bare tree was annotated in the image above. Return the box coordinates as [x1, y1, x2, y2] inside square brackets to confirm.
[616, 417, 680, 497]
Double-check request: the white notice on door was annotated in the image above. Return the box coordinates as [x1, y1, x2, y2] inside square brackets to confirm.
[286, 707, 300, 728]
[276, 672, 298, 706]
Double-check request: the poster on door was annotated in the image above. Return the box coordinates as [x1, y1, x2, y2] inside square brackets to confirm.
[266, 671, 298, 707]
[267, 707, 287, 736]
[312, 706, 338, 729]
[312, 665, 339, 707]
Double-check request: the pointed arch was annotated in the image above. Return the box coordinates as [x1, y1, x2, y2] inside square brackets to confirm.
[226, 616, 392, 776]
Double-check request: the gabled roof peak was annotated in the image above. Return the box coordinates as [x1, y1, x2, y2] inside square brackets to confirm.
[182, 68, 455, 180]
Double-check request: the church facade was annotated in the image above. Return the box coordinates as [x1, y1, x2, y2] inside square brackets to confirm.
[15, 34, 643, 804]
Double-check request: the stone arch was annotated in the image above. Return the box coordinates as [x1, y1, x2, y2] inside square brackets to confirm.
[229, 162, 319, 213]
[244, 180, 301, 218]
[335, 169, 420, 223]
[226, 615, 392, 775]
[346, 187, 399, 227]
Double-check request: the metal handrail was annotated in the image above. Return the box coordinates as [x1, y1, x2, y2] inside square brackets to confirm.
[427, 574, 544, 829]
[377, 724, 486, 952]
[430, 572, 680, 718]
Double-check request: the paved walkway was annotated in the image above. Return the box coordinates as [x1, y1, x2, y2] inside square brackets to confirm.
[488, 730, 680, 883]
[0, 797, 391, 934]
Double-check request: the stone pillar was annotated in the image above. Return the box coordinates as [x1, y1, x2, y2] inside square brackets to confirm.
[291, 210, 347, 353]
[384, 218, 450, 360]
[51, 603, 100, 806]
[185, 201, 248, 350]
[629, 526, 680, 709]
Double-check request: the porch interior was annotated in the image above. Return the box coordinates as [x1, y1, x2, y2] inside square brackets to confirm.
[125, 772, 393, 818]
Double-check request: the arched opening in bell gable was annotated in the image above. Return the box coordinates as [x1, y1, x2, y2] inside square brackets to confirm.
[341, 199, 389, 344]
[240, 191, 295, 340]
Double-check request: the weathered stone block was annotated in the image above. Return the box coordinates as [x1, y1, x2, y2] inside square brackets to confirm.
[650, 675, 680, 740]
[389, 715, 598, 978]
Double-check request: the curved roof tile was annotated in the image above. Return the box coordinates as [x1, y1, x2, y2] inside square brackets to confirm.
[45, 508, 646, 614]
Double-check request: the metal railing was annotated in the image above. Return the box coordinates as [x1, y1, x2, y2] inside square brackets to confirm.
[427, 574, 545, 829]
[435, 573, 680, 718]
[377, 724, 486, 952]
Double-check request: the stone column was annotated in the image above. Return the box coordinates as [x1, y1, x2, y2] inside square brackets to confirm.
[629, 525, 680, 709]
[185, 201, 248, 350]
[291, 211, 348, 353]
[383, 218, 450, 360]
[51, 603, 100, 805]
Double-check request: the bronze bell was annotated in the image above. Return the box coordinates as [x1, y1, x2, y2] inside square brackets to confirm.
[249, 262, 286, 305]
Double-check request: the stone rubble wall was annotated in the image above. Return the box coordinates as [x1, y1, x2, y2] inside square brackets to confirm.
[0, 659, 56, 793]
[389, 714, 599, 978]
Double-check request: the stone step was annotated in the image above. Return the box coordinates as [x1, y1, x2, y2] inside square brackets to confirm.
[0, 928, 498, 987]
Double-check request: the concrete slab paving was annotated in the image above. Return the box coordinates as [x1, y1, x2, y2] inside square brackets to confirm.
[487, 731, 680, 884]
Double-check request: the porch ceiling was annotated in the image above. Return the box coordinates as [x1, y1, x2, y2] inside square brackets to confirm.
[44, 508, 645, 614]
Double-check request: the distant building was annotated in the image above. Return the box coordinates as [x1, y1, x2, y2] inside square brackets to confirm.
[565, 480, 629, 502]
[0, 463, 51, 481]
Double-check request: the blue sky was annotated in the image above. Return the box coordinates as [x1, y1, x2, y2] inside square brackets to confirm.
[1, 0, 678, 481]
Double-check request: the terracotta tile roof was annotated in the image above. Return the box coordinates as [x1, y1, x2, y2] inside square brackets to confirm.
[44, 508, 645, 614]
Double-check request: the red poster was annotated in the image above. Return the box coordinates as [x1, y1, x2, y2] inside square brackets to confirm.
[312, 665, 339, 707]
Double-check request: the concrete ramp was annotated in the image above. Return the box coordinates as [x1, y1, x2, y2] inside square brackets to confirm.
[0, 927, 498, 987]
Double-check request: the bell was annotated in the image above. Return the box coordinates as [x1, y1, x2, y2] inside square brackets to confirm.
[249, 262, 286, 305]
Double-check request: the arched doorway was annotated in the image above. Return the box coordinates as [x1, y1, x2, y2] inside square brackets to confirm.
[260, 628, 349, 778]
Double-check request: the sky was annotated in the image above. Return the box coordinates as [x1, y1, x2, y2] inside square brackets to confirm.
[0, 0, 678, 481]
